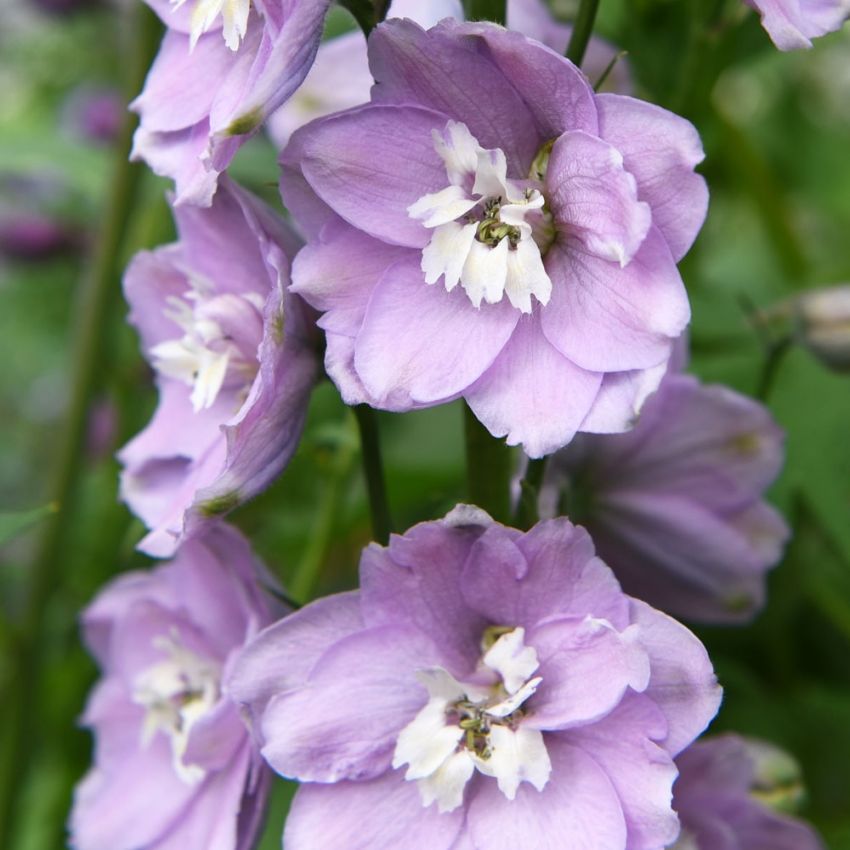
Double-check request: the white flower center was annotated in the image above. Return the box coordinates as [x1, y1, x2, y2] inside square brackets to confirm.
[408, 121, 553, 314]
[150, 280, 264, 413]
[171, 0, 251, 51]
[132, 633, 220, 785]
[392, 627, 552, 813]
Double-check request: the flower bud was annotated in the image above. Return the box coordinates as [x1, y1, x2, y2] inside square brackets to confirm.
[794, 284, 850, 373]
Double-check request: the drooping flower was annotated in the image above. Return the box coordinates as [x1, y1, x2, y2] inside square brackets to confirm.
[69, 524, 279, 850]
[267, 0, 629, 149]
[228, 507, 722, 850]
[672, 735, 825, 849]
[283, 19, 705, 457]
[539, 370, 788, 623]
[747, 0, 849, 50]
[131, 0, 332, 205]
[118, 177, 319, 558]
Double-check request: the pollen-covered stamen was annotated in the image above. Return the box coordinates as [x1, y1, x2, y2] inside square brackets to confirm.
[170, 0, 251, 52]
[132, 633, 221, 785]
[409, 121, 553, 314]
[151, 280, 264, 413]
[392, 627, 551, 813]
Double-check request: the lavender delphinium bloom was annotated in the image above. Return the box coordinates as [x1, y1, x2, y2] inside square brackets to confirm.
[540, 371, 788, 623]
[747, 0, 849, 49]
[118, 177, 319, 558]
[229, 507, 722, 850]
[283, 20, 705, 457]
[69, 524, 278, 850]
[267, 0, 629, 149]
[131, 0, 332, 205]
[672, 735, 825, 849]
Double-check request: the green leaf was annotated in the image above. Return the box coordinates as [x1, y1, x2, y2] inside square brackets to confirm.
[0, 505, 56, 547]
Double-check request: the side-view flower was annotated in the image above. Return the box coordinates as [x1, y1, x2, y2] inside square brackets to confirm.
[747, 0, 850, 50]
[672, 734, 825, 849]
[284, 19, 707, 457]
[118, 177, 319, 558]
[69, 524, 278, 850]
[540, 369, 789, 623]
[228, 507, 722, 850]
[132, 0, 332, 204]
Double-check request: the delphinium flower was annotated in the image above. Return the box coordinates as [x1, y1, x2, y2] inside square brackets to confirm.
[228, 507, 722, 850]
[672, 734, 825, 849]
[539, 370, 788, 623]
[131, 0, 332, 205]
[284, 19, 706, 457]
[747, 0, 850, 50]
[118, 177, 319, 558]
[267, 0, 629, 150]
[69, 524, 279, 850]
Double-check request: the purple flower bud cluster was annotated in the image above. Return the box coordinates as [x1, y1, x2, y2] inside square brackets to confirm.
[69, 1, 840, 849]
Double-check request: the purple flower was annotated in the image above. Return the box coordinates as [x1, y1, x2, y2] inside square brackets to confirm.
[228, 507, 721, 850]
[284, 20, 705, 457]
[118, 177, 319, 558]
[267, 0, 629, 150]
[673, 735, 825, 850]
[132, 0, 332, 205]
[747, 0, 849, 49]
[540, 371, 788, 623]
[69, 523, 278, 850]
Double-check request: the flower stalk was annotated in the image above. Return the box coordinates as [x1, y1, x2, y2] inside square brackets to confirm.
[462, 0, 507, 24]
[566, 0, 601, 66]
[464, 403, 513, 524]
[354, 405, 393, 545]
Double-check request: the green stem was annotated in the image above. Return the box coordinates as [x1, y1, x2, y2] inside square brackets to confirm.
[289, 427, 357, 602]
[463, 0, 507, 23]
[513, 457, 547, 529]
[464, 403, 513, 524]
[340, 0, 390, 36]
[354, 405, 393, 545]
[756, 337, 792, 402]
[0, 8, 161, 847]
[566, 0, 601, 66]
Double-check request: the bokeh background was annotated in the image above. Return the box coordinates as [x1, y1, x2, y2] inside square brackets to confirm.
[1, 0, 849, 847]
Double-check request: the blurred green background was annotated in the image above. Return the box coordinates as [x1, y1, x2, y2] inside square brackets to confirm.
[1, 0, 849, 847]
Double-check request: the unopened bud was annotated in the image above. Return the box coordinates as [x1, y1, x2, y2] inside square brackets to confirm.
[794, 284, 850, 373]
[744, 738, 806, 815]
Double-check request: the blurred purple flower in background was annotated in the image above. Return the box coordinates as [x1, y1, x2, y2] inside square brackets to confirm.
[229, 507, 721, 850]
[69, 524, 278, 850]
[118, 177, 319, 558]
[540, 371, 788, 623]
[748, 0, 850, 50]
[673, 734, 825, 849]
[63, 86, 125, 145]
[132, 0, 332, 205]
[267, 0, 629, 150]
[284, 19, 706, 456]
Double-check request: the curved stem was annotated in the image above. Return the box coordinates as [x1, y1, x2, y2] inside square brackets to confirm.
[0, 7, 162, 847]
[354, 405, 393, 545]
[756, 337, 792, 402]
[566, 0, 601, 67]
[464, 403, 513, 524]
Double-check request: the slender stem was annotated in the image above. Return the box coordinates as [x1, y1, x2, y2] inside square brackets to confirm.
[0, 7, 162, 847]
[513, 457, 548, 530]
[340, 0, 390, 36]
[756, 337, 792, 402]
[354, 405, 393, 545]
[289, 427, 357, 603]
[566, 0, 601, 67]
[463, 0, 507, 23]
[464, 403, 513, 524]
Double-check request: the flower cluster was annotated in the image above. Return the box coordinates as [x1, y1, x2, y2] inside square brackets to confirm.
[68, 3, 837, 850]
